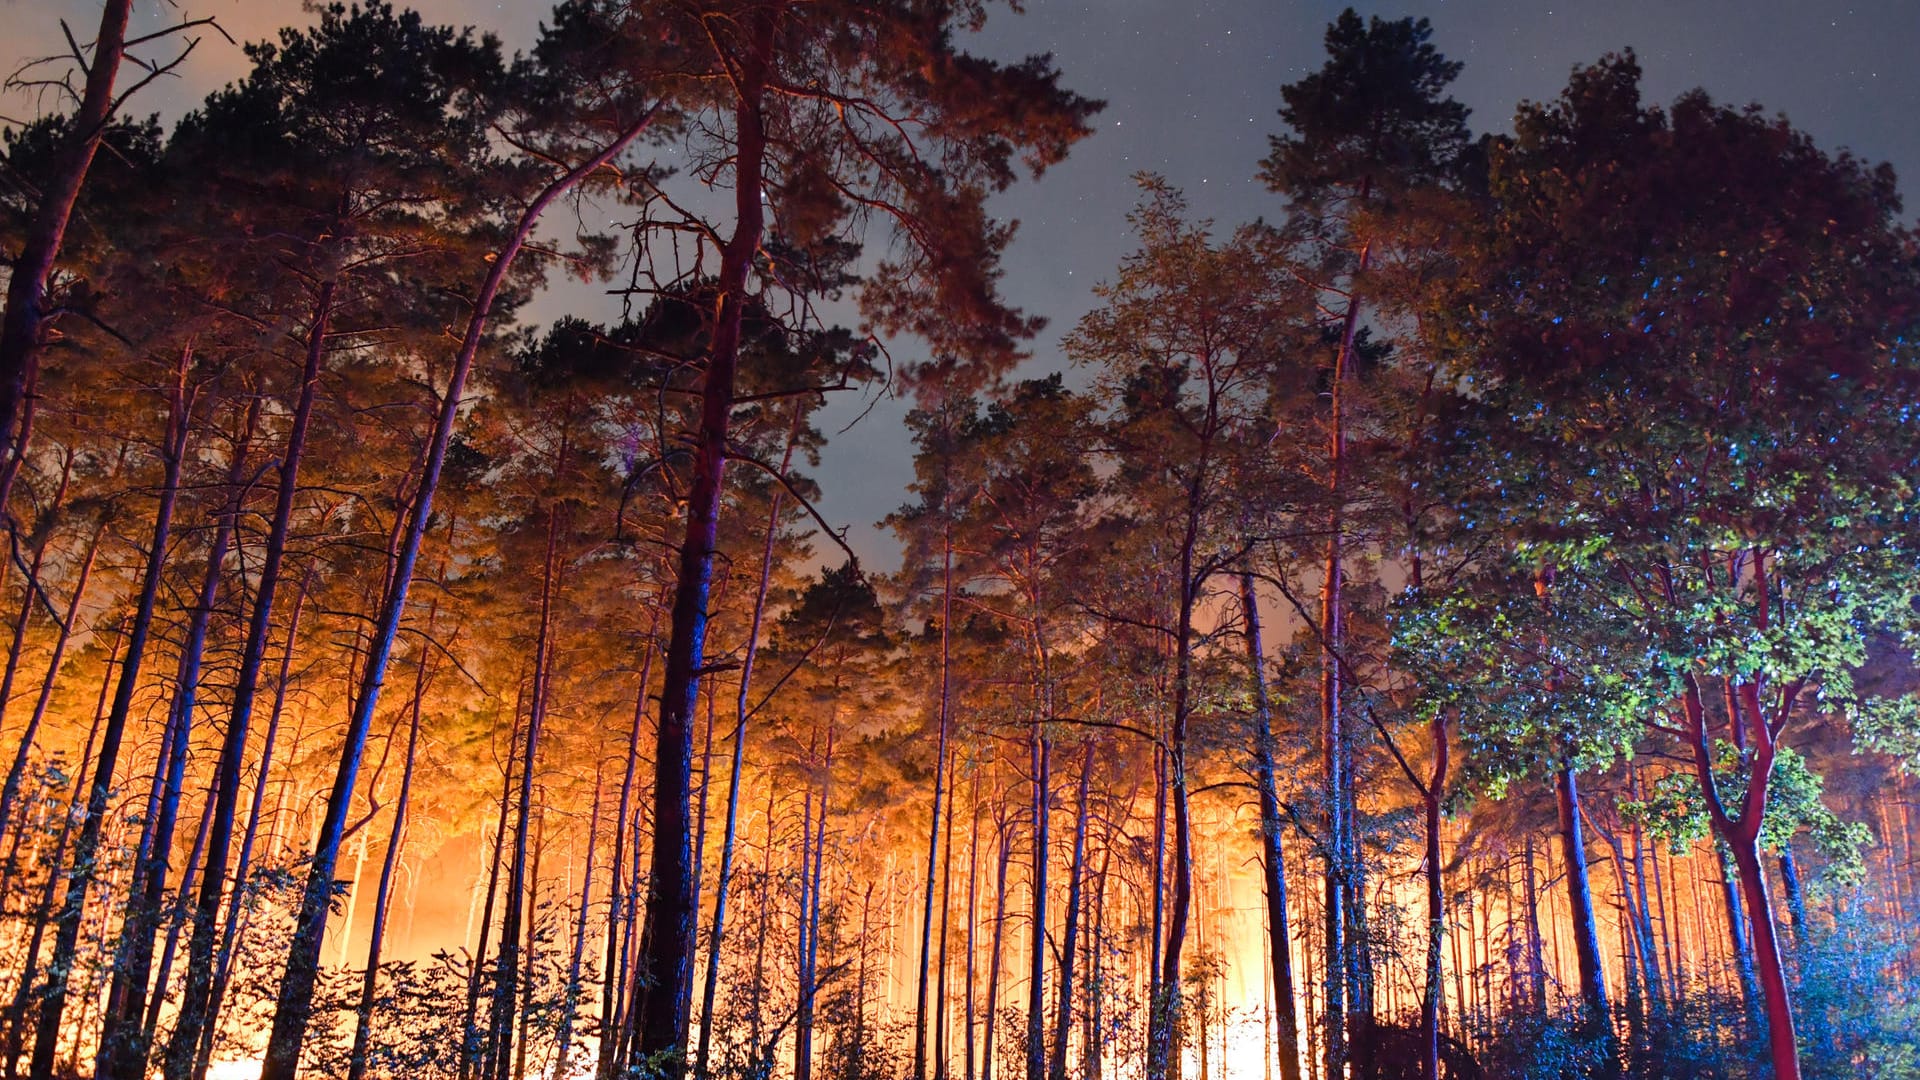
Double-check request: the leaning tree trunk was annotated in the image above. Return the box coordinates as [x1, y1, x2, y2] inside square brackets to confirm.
[1238, 571, 1303, 1080]
[165, 281, 335, 1080]
[346, 601, 435, 1080]
[190, 572, 310, 1080]
[2, 619, 117, 1080]
[257, 115, 655, 1080]
[0, 452, 71, 742]
[0, 0, 135, 515]
[100, 400, 256, 1080]
[1555, 765, 1612, 1033]
[0, 518, 102, 862]
[29, 351, 192, 1080]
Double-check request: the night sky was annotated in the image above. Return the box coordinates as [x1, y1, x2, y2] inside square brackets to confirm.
[6, 0, 1918, 569]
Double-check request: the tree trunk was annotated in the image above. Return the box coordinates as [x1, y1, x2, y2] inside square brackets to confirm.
[1779, 844, 1807, 946]
[630, 19, 772, 1080]
[555, 766, 605, 1079]
[1555, 765, 1610, 1031]
[29, 352, 192, 1080]
[346, 620, 432, 1080]
[1025, 731, 1049, 1080]
[1238, 571, 1302, 1080]
[101, 399, 257, 1080]
[491, 513, 562, 1080]
[0, 452, 71, 741]
[141, 785, 217, 1044]
[0, 0, 136, 514]
[191, 574, 311, 1080]
[1728, 835, 1801, 1080]
[1422, 713, 1449, 1080]
[2, 617, 118, 1080]
[1522, 834, 1547, 1010]
[463, 713, 520, 1080]
[936, 749, 959, 1080]
[601, 610, 658, 1080]
[166, 282, 335, 1080]
[0, 518, 102, 861]
[963, 769, 981, 1080]
[1048, 742, 1093, 1080]
[258, 115, 655, 1079]
[981, 823, 1011, 1080]
[915, 527, 956, 1080]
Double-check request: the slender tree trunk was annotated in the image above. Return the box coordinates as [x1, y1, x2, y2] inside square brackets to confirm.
[963, 768, 981, 1080]
[1779, 844, 1807, 946]
[0, 452, 71, 739]
[631, 20, 771, 1080]
[555, 766, 604, 1079]
[1522, 835, 1547, 1010]
[1048, 743, 1093, 1080]
[981, 823, 1011, 1080]
[141, 786, 216, 1044]
[464, 714, 520, 1080]
[101, 399, 257, 1080]
[915, 527, 956, 1080]
[0, 0, 136, 512]
[1238, 572, 1301, 1080]
[492, 514, 562, 1080]
[794, 729, 833, 1080]
[0, 518, 102, 861]
[1553, 765, 1610, 1034]
[1421, 713, 1449, 1080]
[259, 115, 655, 1079]
[601, 611, 658, 1080]
[1025, 731, 1049, 1080]
[192, 573, 311, 1080]
[166, 282, 335, 1080]
[2, 618, 117, 1080]
[936, 750, 959, 1080]
[346, 603, 434, 1080]
[29, 352, 192, 1080]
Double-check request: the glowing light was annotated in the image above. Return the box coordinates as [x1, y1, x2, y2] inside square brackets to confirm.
[205, 1060, 263, 1080]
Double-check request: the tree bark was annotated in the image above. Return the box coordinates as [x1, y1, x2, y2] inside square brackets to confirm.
[630, 16, 771, 1075]
[0, 0, 136, 516]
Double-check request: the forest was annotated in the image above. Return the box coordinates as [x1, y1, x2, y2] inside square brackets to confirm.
[0, 1, 1916, 1079]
